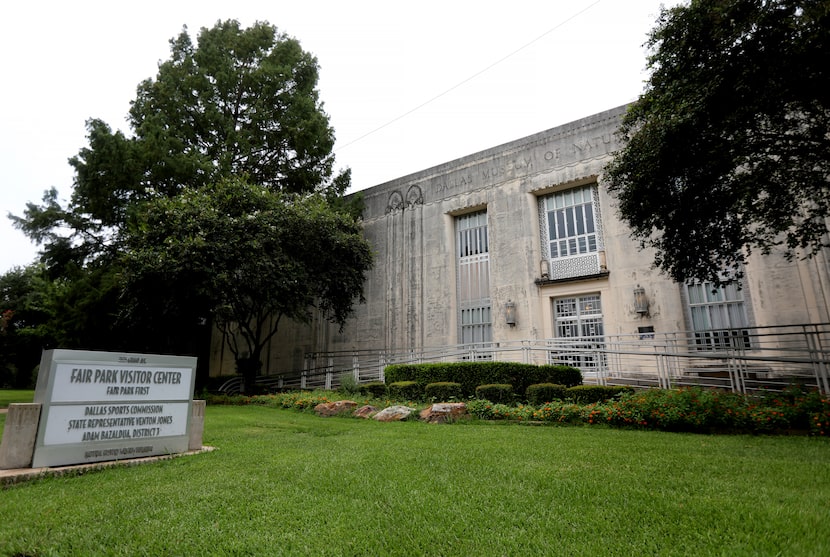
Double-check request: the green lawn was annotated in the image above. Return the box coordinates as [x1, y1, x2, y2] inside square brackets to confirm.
[0, 389, 34, 409]
[1, 404, 829, 556]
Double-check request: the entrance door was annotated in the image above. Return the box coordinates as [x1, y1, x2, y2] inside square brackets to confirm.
[551, 294, 605, 375]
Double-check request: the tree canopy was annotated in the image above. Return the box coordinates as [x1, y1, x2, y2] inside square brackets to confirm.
[120, 179, 373, 391]
[605, 0, 830, 285]
[12, 19, 346, 272]
[5, 20, 363, 371]
[0, 265, 55, 387]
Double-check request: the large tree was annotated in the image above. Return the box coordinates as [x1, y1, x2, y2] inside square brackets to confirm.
[13, 20, 345, 271]
[8, 20, 353, 359]
[121, 178, 373, 393]
[605, 0, 830, 285]
[0, 265, 54, 387]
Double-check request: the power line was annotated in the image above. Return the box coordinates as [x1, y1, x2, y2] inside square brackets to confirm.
[334, 0, 604, 153]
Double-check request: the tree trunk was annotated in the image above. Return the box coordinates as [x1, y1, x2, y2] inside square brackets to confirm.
[236, 357, 262, 395]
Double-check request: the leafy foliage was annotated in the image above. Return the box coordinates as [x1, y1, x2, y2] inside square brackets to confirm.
[358, 381, 388, 398]
[121, 178, 373, 390]
[605, 0, 830, 284]
[525, 383, 568, 405]
[424, 382, 463, 401]
[387, 381, 422, 401]
[384, 362, 582, 398]
[6, 20, 359, 369]
[566, 385, 633, 404]
[128, 20, 340, 196]
[474, 384, 514, 404]
[0, 266, 55, 387]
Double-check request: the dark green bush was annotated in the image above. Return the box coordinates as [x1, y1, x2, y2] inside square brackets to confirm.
[526, 383, 568, 405]
[387, 381, 422, 401]
[202, 392, 251, 406]
[538, 365, 583, 388]
[567, 385, 634, 404]
[359, 381, 388, 399]
[425, 382, 462, 401]
[475, 384, 514, 404]
[384, 362, 582, 398]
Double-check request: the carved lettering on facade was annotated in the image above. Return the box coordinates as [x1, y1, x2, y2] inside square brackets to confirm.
[435, 174, 474, 195]
[572, 134, 615, 155]
[544, 149, 561, 162]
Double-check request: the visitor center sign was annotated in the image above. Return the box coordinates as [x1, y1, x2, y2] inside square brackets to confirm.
[31, 349, 197, 468]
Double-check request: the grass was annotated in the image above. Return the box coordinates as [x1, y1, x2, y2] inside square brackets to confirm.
[1, 402, 829, 556]
[0, 389, 34, 408]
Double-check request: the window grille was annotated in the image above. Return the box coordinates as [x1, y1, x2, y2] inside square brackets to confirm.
[686, 281, 751, 350]
[551, 294, 606, 374]
[456, 211, 492, 349]
[539, 185, 604, 280]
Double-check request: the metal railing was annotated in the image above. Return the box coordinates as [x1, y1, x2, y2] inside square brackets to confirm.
[219, 324, 830, 396]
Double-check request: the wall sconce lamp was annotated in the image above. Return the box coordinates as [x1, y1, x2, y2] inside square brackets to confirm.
[633, 286, 649, 315]
[540, 259, 550, 280]
[505, 300, 517, 326]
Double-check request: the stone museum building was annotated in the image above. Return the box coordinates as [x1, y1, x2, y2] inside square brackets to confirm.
[209, 104, 830, 391]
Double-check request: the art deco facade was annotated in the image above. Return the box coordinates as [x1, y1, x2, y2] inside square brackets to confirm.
[209, 105, 830, 384]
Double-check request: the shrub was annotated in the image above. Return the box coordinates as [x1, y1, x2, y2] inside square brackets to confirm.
[338, 372, 360, 395]
[585, 387, 829, 434]
[466, 399, 494, 420]
[536, 365, 583, 388]
[532, 401, 585, 424]
[359, 381, 388, 399]
[811, 397, 830, 436]
[526, 383, 567, 405]
[467, 400, 532, 421]
[387, 381, 422, 401]
[475, 384, 513, 404]
[272, 391, 334, 411]
[203, 392, 251, 406]
[567, 385, 633, 404]
[760, 386, 827, 430]
[384, 362, 581, 398]
[425, 382, 462, 401]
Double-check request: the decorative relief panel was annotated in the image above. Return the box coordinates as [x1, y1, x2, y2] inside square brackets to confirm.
[591, 186, 605, 252]
[406, 185, 423, 207]
[386, 191, 404, 214]
[550, 254, 601, 280]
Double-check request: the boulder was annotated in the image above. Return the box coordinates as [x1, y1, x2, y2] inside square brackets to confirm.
[353, 405, 378, 419]
[373, 405, 416, 422]
[419, 402, 468, 424]
[314, 400, 358, 417]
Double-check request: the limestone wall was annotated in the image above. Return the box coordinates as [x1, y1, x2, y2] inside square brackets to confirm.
[208, 105, 830, 377]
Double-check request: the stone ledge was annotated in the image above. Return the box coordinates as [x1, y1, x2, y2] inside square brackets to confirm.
[1, 446, 215, 487]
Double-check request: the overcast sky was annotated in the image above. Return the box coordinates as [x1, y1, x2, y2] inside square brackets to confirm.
[0, 0, 679, 273]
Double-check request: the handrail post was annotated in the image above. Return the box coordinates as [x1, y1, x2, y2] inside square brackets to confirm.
[806, 328, 830, 395]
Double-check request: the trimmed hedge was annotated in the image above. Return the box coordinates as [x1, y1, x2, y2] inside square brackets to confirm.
[475, 384, 514, 404]
[387, 381, 422, 401]
[567, 385, 633, 404]
[359, 381, 388, 398]
[425, 382, 463, 401]
[526, 383, 568, 405]
[384, 362, 582, 398]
